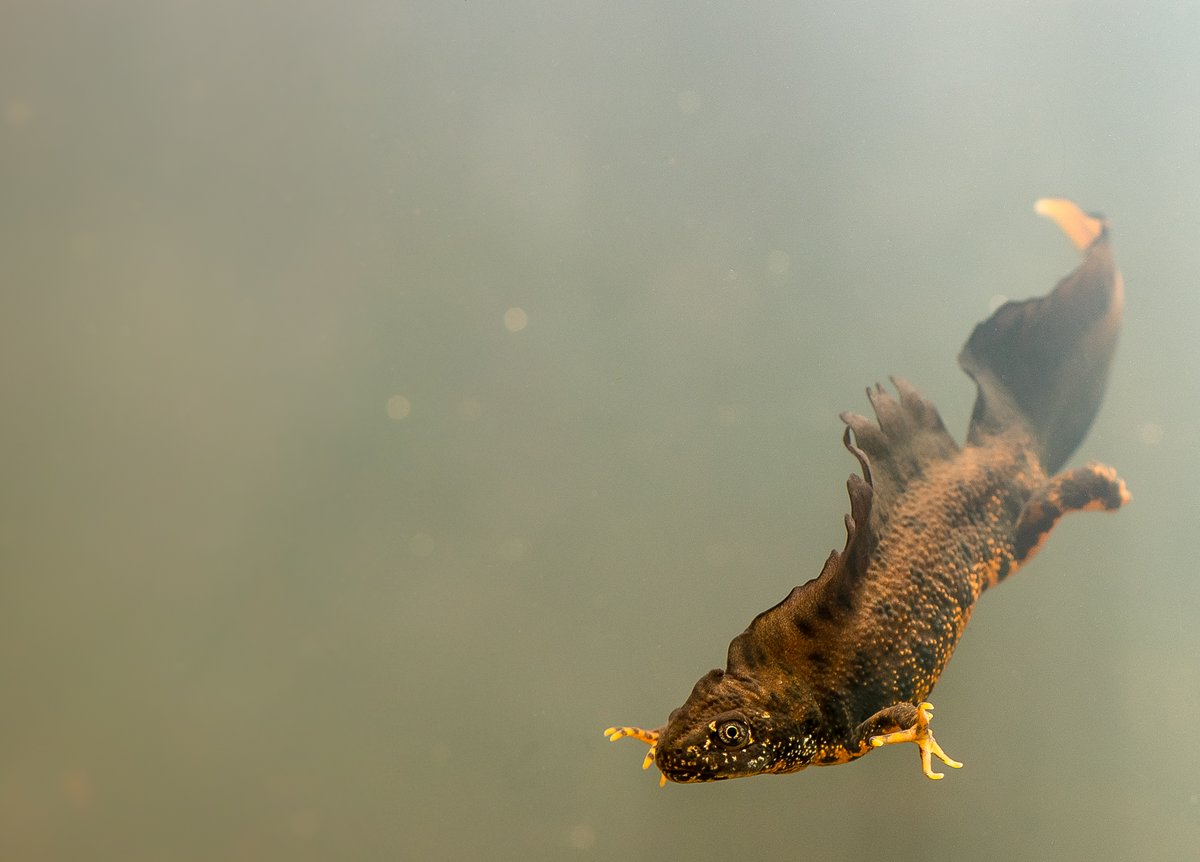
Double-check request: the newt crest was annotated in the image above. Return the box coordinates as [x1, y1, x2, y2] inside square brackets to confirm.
[606, 200, 1128, 784]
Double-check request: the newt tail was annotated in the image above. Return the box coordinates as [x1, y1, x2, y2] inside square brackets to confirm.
[606, 199, 1127, 784]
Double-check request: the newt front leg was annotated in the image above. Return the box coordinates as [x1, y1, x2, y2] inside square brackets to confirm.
[604, 725, 667, 786]
[855, 701, 963, 780]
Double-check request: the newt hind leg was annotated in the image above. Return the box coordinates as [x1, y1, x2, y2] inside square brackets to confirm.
[1014, 462, 1129, 566]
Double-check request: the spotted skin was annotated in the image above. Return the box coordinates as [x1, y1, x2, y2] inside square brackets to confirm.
[606, 200, 1128, 784]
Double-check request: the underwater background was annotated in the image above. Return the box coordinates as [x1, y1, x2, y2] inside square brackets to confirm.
[3, 2, 1198, 860]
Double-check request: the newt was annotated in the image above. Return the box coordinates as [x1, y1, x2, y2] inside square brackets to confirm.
[605, 199, 1128, 783]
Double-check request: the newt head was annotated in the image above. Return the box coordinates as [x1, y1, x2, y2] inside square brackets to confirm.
[606, 458, 874, 785]
[654, 667, 822, 783]
[607, 666, 822, 784]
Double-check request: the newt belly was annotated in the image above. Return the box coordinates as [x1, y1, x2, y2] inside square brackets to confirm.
[605, 199, 1128, 783]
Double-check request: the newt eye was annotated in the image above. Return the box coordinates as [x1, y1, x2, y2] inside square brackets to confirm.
[715, 719, 750, 749]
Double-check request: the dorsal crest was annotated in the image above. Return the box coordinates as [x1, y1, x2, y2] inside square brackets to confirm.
[725, 428, 875, 674]
[839, 376, 959, 531]
[726, 380, 956, 676]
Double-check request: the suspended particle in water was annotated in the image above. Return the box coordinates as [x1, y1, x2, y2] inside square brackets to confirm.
[4, 100, 31, 128]
[386, 394, 411, 420]
[1135, 422, 1163, 446]
[504, 307, 529, 332]
[567, 823, 596, 851]
[766, 250, 791, 277]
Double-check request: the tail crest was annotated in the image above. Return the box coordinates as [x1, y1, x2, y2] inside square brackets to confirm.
[959, 199, 1123, 473]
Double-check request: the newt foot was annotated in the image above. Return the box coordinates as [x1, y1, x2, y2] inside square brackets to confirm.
[604, 725, 667, 786]
[868, 702, 963, 780]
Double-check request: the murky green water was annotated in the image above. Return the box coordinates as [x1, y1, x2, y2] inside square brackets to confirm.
[3, 2, 1198, 859]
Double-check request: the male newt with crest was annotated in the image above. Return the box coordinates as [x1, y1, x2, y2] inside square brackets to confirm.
[606, 199, 1128, 783]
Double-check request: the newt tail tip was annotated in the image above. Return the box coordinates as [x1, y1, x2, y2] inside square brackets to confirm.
[1034, 197, 1105, 251]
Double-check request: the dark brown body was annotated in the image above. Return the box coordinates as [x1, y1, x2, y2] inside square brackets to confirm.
[796, 433, 1042, 766]
[768, 423, 1120, 771]
[607, 200, 1128, 782]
